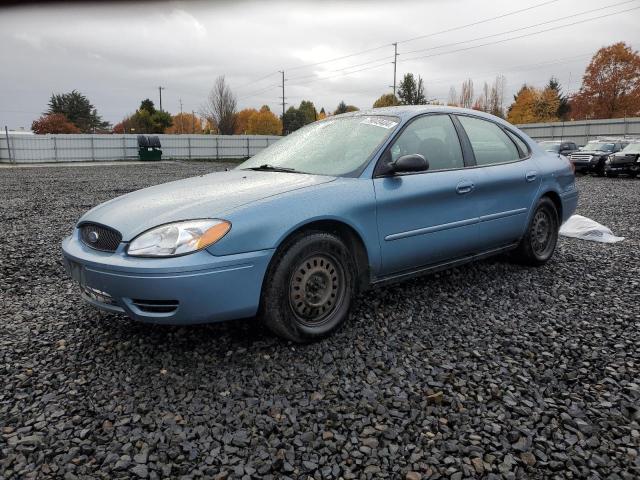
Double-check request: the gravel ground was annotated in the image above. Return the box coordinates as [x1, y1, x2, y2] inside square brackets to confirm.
[1, 163, 639, 480]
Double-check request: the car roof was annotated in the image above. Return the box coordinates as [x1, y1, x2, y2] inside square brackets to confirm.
[333, 105, 512, 125]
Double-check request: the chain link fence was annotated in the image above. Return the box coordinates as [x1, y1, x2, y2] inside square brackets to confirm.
[0, 133, 281, 164]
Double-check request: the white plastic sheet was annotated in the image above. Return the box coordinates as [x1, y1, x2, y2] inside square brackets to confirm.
[559, 215, 624, 243]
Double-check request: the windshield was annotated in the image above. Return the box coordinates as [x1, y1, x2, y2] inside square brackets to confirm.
[583, 142, 614, 152]
[621, 143, 640, 154]
[238, 115, 400, 176]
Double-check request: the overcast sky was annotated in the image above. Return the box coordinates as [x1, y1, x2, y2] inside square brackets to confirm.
[1, 0, 639, 129]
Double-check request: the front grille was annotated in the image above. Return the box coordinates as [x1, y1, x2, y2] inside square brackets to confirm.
[80, 223, 122, 252]
[570, 154, 592, 161]
[131, 299, 179, 314]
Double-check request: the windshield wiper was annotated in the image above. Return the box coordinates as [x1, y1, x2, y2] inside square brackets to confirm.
[245, 164, 298, 173]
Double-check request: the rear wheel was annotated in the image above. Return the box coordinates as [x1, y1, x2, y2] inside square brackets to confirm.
[260, 232, 355, 343]
[513, 197, 559, 266]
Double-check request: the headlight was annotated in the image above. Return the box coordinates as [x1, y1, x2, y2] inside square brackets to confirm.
[127, 219, 231, 257]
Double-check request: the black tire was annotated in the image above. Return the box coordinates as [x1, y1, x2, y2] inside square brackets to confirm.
[595, 162, 606, 177]
[260, 232, 355, 343]
[628, 172, 638, 179]
[513, 197, 559, 266]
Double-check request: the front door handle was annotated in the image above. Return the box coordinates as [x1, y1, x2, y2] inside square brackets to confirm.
[526, 171, 537, 182]
[456, 180, 475, 195]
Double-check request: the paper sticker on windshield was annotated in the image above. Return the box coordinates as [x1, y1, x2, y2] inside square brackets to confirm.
[360, 117, 397, 129]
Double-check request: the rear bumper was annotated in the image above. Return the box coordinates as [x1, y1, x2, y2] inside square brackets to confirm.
[560, 189, 579, 223]
[61, 231, 273, 325]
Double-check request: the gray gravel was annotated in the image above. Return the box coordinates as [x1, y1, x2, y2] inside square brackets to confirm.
[1, 163, 639, 479]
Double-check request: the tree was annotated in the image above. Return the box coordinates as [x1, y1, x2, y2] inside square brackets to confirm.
[397, 73, 427, 105]
[547, 77, 570, 119]
[298, 100, 318, 124]
[166, 113, 203, 134]
[459, 79, 474, 109]
[282, 106, 307, 133]
[487, 75, 506, 118]
[317, 108, 327, 120]
[507, 85, 539, 124]
[334, 101, 349, 115]
[31, 113, 81, 134]
[447, 86, 458, 106]
[47, 90, 109, 132]
[201, 75, 237, 135]
[115, 100, 172, 134]
[570, 42, 640, 119]
[234, 108, 258, 134]
[471, 76, 506, 117]
[507, 84, 560, 124]
[373, 93, 399, 108]
[247, 106, 283, 135]
[139, 99, 155, 115]
[345, 105, 359, 112]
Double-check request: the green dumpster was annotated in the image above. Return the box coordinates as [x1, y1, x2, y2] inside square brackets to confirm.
[137, 135, 162, 161]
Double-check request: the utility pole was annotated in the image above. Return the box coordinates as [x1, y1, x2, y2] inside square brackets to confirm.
[179, 98, 183, 134]
[279, 70, 286, 120]
[391, 43, 399, 97]
[158, 86, 165, 111]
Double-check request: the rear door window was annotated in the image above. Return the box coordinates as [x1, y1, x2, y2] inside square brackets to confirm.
[457, 116, 521, 166]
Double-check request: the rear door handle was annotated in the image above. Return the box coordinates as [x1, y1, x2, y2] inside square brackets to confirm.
[456, 180, 475, 195]
[526, 171, 537, 182]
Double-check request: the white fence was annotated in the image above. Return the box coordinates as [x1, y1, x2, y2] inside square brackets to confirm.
[0, 134, 281, 164]
[517, 117, 640, 145]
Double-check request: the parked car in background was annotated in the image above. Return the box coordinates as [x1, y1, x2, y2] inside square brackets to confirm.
[569, 139, 629, 175]
[539, 140, 579, 157]
[62, 106, 577, 343]
[605, 141, 640, 177]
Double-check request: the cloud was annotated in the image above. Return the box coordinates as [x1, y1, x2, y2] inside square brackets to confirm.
[0, 0, 638, 128]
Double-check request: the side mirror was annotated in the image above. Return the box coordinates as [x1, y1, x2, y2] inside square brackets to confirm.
[390, 154, 429, 173]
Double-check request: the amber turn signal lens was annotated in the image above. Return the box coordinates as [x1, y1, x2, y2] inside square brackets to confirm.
[196, 221, 231, 249]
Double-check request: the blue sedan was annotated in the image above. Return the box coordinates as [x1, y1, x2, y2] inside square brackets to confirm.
[62, 106, 578, 342]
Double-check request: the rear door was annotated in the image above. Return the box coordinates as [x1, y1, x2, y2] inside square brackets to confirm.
[455, 115, 540, 250]
[373, 114, 481, 276]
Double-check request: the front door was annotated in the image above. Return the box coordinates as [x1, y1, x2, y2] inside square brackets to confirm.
[373, 114, 482, 276]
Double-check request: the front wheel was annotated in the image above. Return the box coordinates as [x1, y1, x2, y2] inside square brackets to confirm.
[513, 197, 559, 266]
[260, 232, 355, 343]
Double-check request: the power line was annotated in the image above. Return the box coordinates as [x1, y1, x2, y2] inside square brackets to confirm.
[397, 0, 561, 45]
[235, 71, 280, 91]
[241, 0, 562, 85]
[401, 0, 637, 56]
[287, 55, 394, 82]
[401, 4, 640, 64]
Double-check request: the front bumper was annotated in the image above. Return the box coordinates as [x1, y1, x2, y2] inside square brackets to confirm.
[605, 162, 639, 175]
[61, 230, 273, 325]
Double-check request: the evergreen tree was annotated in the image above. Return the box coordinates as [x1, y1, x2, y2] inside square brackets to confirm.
[397, 73, 427, 105]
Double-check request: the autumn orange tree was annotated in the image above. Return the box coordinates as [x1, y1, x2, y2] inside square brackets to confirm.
[234, 108, 258, 134]
[373, 94, 399, 108]
[570, 42, 640, 119]
[507, 83, 562, 124]
[31, 113, 81, 134]
[166, 113, 203, 134]
[247, 106, 282, 135]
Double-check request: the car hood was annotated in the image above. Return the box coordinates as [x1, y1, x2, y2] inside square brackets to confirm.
[576, 150, 611, 155]
[79, 169, 335, 241]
